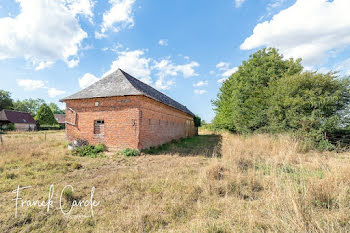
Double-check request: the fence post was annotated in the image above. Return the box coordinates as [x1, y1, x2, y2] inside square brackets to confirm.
[0, 135, 3, 149]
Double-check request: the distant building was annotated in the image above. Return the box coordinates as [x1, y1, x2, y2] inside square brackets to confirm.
[54, 114, 66, 128]
[0, 110, 36, 131]
[60, 69, 196, 150]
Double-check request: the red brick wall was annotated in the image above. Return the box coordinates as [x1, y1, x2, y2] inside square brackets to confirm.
[138, 96, 196, 149]
[64, 95, 196, 150]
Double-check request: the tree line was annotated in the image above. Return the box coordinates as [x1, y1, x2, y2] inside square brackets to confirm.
[0, 90, 64, 115]
[212, 48, 350, 150]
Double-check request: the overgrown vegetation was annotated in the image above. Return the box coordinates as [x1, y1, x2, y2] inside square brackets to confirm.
[0, 123, 16, 131]
[120, 148, 139, 156]
[213, 48, 350, 150]
[2, 130, 350, 232]
[71, 143, 106, 158]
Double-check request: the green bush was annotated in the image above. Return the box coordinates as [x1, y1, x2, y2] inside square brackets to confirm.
[72, 143, 106, 158]
[1, 123, 16, 131]
[121, 148, 139, 157]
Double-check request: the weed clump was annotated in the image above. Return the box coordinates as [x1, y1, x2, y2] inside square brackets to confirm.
[120, 148, 139, 157]
[71, 143, 106, 158]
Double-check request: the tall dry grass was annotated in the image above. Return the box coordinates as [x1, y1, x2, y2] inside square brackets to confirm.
[1, 130, 350, 232]
[0, 131, 67, 166]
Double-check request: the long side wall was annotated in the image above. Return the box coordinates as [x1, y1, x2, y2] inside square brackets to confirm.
[14, 123, 36, 131]
[65, 96, 141, 149]
[139, 96, 196, 149]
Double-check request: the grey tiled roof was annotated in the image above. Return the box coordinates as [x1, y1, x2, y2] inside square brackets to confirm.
[61, 69, 194, 116]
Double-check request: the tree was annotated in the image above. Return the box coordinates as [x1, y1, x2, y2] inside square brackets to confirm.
[13, 98, 45, 116]
[193, 115, 202, 127]
[0, 90, 13, 111]
[35, 104, 58, 126]
[268, 72, 350, 147]
[49, 103, 65, 114]
[213, 48, 303, 133]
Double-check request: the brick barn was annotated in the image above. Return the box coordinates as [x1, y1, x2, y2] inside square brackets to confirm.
[60, 69, 197, 150]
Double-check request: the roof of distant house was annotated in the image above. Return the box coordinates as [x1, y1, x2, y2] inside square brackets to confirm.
[60, 69, 194, 116]
[54, 114, 65, 124]
[0, 110, 36, 124]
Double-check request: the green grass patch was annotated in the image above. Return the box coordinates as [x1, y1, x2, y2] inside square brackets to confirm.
[142, 135, 222, 157]
[120, 148, 139, 157]
[71, 143, 106, 158]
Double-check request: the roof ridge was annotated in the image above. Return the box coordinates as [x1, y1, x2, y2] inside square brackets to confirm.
[61, 68, 194, 116]
[119, 69, 194, 116]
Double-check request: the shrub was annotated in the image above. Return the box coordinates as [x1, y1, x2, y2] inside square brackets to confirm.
[72, 144, 106, 158]
[1, 123, 16, 131]
[61, 188, 75, 203]
[121, 148, 139, 157]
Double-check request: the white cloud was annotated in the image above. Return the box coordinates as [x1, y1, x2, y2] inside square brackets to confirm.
[0, 0, 93, 70]
[222, 67, 238, 77]
[235, 0, 246, 8]
[216, 62, 230, 70]
[97, 0, 136, 38]
[241, 0, 350, 66]
[267, 0, 285, 10]
[103, 49, 200, 90]
[104, 50, 152, 84]
[48, 88, 65, 97]
[155, 77, 175, 90]
[216, 62, 238, 82]
[175, 62, 200, 77]
[334, 58, 350, 76]
[34, 61, 54, 71]
[194, 89, 207, 95]
[193, 80, 208, 87]
[67, 0, 94, 18]
[152, 58, 199, 79]
[217, 77, 228, 84]
[152, 58, 199, 90]
[158, 39, 168, 46]
[79, 73, 100, 89]
[317, 67, 331, 74]
[17, 79, 47, 90]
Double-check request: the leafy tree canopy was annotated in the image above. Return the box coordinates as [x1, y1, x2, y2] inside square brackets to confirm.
[194, 115, 202, 127]
[212, 48, 350, 149]
[34, 103, 58, 126]
[213, 48, 303, 133]
[0, 90, 14, 111]
[13, 98, 45, 116]
[49, 103, 65, 114]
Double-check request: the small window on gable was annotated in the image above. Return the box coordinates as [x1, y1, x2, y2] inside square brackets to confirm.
[94, 120, 104, 135]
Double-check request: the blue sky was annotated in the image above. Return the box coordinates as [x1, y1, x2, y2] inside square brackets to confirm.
[1, 0, 350, 122]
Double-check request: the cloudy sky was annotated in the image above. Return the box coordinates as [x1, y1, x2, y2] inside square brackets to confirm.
[1, 0, 350, 122]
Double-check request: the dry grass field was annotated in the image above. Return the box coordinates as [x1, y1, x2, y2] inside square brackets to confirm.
[1, 129, 350, 232]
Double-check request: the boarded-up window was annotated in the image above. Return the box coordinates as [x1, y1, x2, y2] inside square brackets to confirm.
[94, 120, 104, 135]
